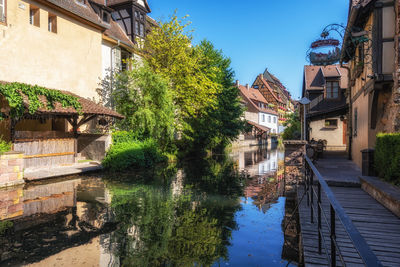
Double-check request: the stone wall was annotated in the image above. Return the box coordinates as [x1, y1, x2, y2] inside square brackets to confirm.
[0, 152, 24, 188]
[284, 141, 306, 192]
[0, 186, 24, 220]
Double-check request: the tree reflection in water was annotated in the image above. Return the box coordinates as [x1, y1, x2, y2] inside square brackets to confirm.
[108, 156, 244, 267]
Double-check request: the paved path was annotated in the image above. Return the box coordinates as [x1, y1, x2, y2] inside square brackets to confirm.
[24, 162, 103, 181]
[315, 152, 361, 186]
[298, 153, 400, 267]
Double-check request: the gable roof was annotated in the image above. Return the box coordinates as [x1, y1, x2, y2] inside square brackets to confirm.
[238, 85, 278, 115]
[38, 0, 109, 29]
[303, 65, 348, 91]
[257, 76, 284, 104]
[264, 69, 291, 96]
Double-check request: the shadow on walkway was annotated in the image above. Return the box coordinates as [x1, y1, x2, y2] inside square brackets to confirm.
[315, 151, 361, 187]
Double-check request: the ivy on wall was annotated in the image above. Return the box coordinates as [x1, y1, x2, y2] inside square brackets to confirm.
[0, 82, 82, 120]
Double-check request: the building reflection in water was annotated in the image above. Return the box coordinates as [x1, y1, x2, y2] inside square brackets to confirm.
[231, 147, 285, 212]
[0, 178, 118, 266]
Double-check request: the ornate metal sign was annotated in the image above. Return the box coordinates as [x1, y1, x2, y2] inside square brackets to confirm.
[307, 24, 345, 66]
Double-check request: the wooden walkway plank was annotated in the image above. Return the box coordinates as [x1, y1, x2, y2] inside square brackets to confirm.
[297, 185, 400, 267]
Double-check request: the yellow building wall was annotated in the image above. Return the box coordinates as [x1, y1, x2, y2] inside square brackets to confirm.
[0, 0, 103, 100]
[309, 117, 346, 151]
[349, 14, 376, 168]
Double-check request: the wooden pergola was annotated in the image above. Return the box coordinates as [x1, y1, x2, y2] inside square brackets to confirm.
[1, 90, 123, 160]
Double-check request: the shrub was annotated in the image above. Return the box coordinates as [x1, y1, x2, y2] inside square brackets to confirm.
[375, 133, 400, 184]
[103, 136, 167, 172]
[112, 131, 137, 145]
[0, 137, 11, 153]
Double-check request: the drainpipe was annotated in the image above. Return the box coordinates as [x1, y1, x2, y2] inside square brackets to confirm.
[341, 63, 352, 160]
[110, 40, 121, 110]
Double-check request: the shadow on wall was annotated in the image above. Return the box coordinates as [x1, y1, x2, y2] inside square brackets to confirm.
[78, 134, 112, 161]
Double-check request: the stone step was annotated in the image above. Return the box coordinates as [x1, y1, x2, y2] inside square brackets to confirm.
[360, 176, 400, 218]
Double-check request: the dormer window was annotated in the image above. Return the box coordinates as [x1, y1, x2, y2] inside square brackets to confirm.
[326, 81, 339, 99]
[102, 10, 110, 24]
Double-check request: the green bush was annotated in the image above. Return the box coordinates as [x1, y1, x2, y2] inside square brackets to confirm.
[375, 133, 400, 184]
[103, 135, 167, 172]
[0, 137, 11, 153]
[112, 131, 137, 145]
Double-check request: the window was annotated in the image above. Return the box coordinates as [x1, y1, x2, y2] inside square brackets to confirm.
[354, 108, 358, 137]
[326, 81, 339, 99]
[30, 5, 40, 27]
[273, 117, 276, 123]
[134, 9, 145, 37]
[262, 114, 265, 122]
[268, 116, 271, 123]
[0, 0, 5, 23]
[102, 10, 110, 24]
[48, 14, 57, 33]
[325, 119, 338, 128]
[253, 85, 259, 89]
[140, 23, 144, 36]
[121, 50, 130, 71]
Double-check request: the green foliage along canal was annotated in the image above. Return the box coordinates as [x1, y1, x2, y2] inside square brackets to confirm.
[0, 147, 297, 266]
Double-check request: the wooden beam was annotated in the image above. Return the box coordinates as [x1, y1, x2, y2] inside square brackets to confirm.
[24, 152, 75, 159]
[72, 116, 78, 158]
[77, 115, 97, 128]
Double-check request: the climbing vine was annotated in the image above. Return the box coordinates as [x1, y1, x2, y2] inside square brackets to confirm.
[0, 82, 82, 119]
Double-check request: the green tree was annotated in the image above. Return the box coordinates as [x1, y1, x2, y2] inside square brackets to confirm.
[112, 62, 175, 149]
[184, 41, 245, 154]
[282, 111, 301, 140]
[144, 13, 220, 134]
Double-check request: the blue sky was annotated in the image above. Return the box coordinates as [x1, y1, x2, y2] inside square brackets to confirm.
[150, 0, 349, 99]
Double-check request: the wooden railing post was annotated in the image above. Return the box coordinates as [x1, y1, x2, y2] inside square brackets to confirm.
[330, 205, 336, 267]
[306, 164, 310, 207]
[310, 172, 314, 223]
[318, 182, 322, 254]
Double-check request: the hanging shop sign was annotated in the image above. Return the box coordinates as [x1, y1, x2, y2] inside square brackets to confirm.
[307, 26, 343, 66]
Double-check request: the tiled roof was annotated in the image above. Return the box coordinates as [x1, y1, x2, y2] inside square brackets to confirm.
[43, 0, 109, 28]
[247, 120, 271, 133]
[104, 20, 134, 46]
[238, 85, 278, 115]
[0, 82, 123, 119]
[239, 85, 267, 103]
[304, 65, 348, 91]
[308, 99, 348, 118]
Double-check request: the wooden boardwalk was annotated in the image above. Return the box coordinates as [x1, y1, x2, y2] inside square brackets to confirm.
[298, 185, 400, 267]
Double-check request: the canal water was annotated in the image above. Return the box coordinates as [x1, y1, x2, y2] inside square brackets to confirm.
[0, 147, 297, 267]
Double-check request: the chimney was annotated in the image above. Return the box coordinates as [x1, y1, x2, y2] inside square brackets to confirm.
[246, 84, 250, 90]
[236, 80, 240, 87]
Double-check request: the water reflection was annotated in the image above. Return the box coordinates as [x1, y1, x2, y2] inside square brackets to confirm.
[0, 147, 295, 266]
